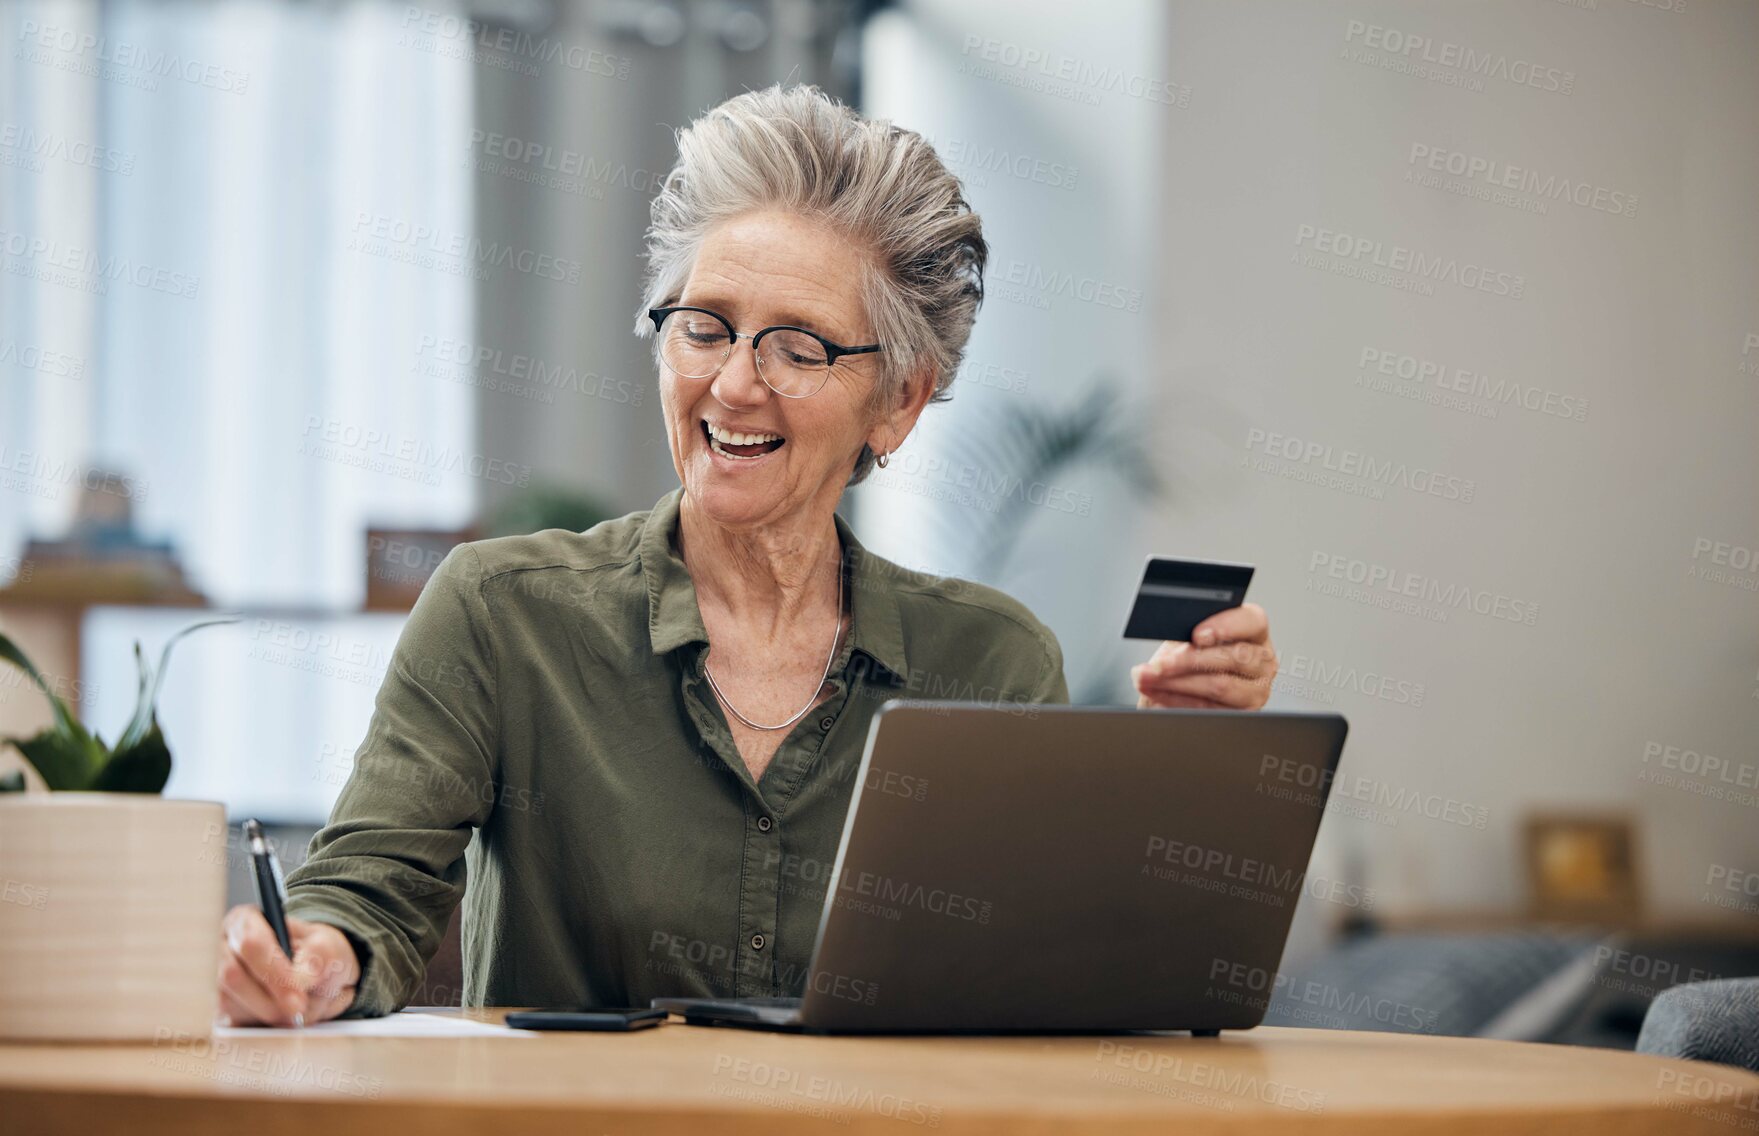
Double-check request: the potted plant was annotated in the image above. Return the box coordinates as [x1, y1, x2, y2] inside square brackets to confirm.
[0, 618, 234, 1041]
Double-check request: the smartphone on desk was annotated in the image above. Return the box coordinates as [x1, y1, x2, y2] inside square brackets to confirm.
[505, 1008, 668, 1031]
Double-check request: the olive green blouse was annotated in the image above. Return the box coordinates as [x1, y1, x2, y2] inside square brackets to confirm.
[284, 486, 1068, 1015]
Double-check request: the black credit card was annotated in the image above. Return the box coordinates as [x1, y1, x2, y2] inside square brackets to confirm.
[1121, 556, 1255, 642]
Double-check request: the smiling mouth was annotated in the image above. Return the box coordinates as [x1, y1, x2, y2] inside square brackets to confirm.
[702, 419, 786, 461]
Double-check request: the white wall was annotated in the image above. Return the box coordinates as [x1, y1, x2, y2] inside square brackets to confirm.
[1154, 0, 1759, 922]
[858, 0, 1172, 704]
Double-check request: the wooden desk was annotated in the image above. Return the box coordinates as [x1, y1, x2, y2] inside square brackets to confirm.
[4, 1010, 1757, 1134]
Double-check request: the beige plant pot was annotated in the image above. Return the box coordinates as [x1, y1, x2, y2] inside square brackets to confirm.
[0, 793, 227, 1041]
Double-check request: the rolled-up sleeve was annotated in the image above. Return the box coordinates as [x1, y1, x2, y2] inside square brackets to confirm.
[284, 543, 499, 1017]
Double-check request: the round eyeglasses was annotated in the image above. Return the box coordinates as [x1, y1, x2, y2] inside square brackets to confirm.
[647, 305, 883, 399]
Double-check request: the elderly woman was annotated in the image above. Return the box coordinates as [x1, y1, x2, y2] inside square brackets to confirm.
[217, 84, 1277, 1026]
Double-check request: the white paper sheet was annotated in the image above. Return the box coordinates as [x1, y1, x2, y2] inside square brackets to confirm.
[217, 1011, 535, 1038]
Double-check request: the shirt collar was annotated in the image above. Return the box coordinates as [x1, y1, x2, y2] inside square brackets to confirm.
[639, 485, 909, 680]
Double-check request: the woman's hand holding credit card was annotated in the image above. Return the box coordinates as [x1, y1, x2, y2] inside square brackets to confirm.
[1124, 557, 1278, 710]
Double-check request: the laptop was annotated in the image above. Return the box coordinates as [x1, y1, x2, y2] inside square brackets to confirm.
[653, 701, 1349, 1033]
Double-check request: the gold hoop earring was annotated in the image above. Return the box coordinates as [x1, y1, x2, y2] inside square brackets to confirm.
[876, 451, 890, 469]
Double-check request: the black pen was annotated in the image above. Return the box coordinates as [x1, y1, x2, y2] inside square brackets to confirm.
[243, 818, 303, 1028]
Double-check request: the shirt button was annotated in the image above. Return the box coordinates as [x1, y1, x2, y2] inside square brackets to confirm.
[756, 815, 773, 832]
[819, 715, 836, 732]
[751, 933, 767, 951]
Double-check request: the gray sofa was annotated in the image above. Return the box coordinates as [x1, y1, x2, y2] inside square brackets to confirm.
[1637, 978, 1759, 1072]
[1264, 928, 1759, 1063]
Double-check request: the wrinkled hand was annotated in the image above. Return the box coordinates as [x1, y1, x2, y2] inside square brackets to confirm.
[1132, 603, 1277, 710]
[218, 905, 360, 1027]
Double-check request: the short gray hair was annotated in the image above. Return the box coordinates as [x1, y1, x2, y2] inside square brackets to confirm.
[634, 83, 987, 485]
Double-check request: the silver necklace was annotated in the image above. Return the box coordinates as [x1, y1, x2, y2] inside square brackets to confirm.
[703, 557, 844, 732]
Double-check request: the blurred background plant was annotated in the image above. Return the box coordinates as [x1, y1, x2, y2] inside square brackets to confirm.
[0, 618, 235, 794]
[940, 375, 1163, 581]
[482, 485, 616, 540]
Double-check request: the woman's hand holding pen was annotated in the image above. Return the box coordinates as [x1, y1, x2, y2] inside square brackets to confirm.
[217, 906, 360, 1027]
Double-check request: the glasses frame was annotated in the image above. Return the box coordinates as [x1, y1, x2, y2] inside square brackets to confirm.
[646, 305, 883, 399]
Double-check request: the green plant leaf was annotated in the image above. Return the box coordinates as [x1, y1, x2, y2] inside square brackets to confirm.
[91, 721, 172, 794]
[0, 629, 109, 789]
[1, 618, 236, 794]
[115, 615, 239, 755]
[7, 723, 107, 791]
[0, 630, 83, 741]
[486, 484, 612, 538]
